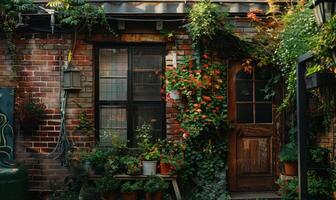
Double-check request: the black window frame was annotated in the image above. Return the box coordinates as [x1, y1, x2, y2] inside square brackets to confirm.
[94, 43, 166, 147]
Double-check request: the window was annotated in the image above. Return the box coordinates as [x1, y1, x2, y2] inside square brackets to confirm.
[235, 68, 273, 124]
[96, 46, 165, 146]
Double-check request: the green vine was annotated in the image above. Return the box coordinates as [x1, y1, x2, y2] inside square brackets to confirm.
[47, 0, 113, 34]
[314, 15, 336, 69]
[165, 55, 229, 137]
[274, 4, 318, 110]
[0, 0, 36, 73]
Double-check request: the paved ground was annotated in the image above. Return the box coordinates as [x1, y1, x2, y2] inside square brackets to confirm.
[230, 191, 281, 200]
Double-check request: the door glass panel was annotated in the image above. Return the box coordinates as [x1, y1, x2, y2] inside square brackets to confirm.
[237, 103, 253, 123]
[255, 103, 272, 123]
[236, 80, 253, 101]
[255, 80, 270, 102]
[99, 49, 128, 101]
[99, 106, 127, 146]
[255, 67, 272, 80]
[236, 70, 252, 79]
[133, 48, 162, 101]
[132, 104, 163, 146]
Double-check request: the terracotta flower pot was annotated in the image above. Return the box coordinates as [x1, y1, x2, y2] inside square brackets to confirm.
[333, 191, 336, 200]
[122, 192, 138, 200]
[160, 162, 173, 175]
[145, 191, 163, 200]
[284, 162, 298, 176]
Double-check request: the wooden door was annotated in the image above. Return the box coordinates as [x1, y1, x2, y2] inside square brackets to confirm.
[228, 63, 278, 191]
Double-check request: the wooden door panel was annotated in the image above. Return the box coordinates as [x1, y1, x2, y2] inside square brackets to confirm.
[228, 62, 278, 192]
[237, 137, 272, 175]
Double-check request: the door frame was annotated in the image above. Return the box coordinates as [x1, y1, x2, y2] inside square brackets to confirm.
[227, 61, 282, 191]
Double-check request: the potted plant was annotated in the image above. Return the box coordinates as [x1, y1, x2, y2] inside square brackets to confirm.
[305, 65, 335, 89]
[96, 176, 120, 200]
[279, 143, 298, 176]
[120, 156, 141, 175]
[143, 176, 169, 200]
[83, 149, 111, 174]
[157, 139, 184, 175]
[136, 123, 160, 175]
[120, 181, 142, 200]
[141, 147, 160, 175]
[15, 97, 46, 135]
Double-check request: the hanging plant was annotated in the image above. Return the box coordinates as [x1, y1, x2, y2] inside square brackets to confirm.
[15, 96, 46, 135]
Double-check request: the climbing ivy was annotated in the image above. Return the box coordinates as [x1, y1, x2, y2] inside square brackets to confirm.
[274, 4, 318, 110]
[47, 0, 112, 33]
[0, 0, 36, 72]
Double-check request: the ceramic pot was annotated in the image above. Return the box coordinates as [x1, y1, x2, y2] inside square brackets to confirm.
[142, 161, 157, 175]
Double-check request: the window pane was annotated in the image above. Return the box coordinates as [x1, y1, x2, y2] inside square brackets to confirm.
[236, 70, 252, 80]
[100, 49, 128, 77]
[255, 103, 272, 123]
[99, 106, 127, 146]
[133, 48, 162, 101]
[255, 67, 272, 80]
[132, 104, 163, 146]
[99, 49, 128, 101]
[255, 80, 270, 102]
[237, 103, 253, 123]
[236, 80, 253, 101]
[99, 78, 127, 101]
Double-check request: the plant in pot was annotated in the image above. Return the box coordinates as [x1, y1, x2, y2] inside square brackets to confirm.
[96, 175, 120, 200]
[157, 139, 184, 175]
[83, 149, 111, 175]
[120, 155, 141, 175]
[279, 143, 298, 176]
[120, 181, 142, 200]
[136, 123, 159, 175]
[305, 64, 335, 89]
[141, 147, 160, 175]
[15, 96, 46, 135]
[143, 176, 169, 200]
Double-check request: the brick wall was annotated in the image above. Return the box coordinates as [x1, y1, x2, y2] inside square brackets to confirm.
[0, 30, 192, 191]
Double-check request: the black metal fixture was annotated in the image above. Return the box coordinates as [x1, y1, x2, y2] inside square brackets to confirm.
[296, 1, 336, 199]
[311, 0, 336, 26]
[63, 63, 81, 91]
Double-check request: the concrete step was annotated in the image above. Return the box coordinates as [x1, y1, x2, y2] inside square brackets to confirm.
[230, 191, 281, 200]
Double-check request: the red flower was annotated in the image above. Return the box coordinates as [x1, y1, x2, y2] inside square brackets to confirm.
[202, 95, 212, 101]
[216, 95, 224, 100]
[203, 54, 209, 59]
[203, 63, 209, 68]
[201, 115, 207, 119]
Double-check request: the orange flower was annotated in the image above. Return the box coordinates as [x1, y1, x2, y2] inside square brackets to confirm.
[203, 63, 209, 68]
[216, 96, 224, 100]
